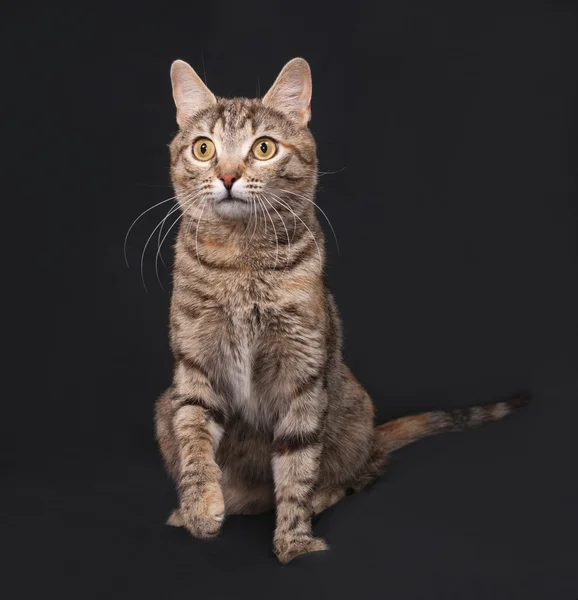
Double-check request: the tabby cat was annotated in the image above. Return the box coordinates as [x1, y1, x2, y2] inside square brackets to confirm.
[154, 58, 530, 563]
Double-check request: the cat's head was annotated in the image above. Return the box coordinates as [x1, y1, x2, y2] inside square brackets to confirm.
[169, 58, 317, 223]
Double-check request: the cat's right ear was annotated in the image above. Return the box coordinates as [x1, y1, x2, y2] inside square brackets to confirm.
[263, 58, 312, 126]
[170, 60, 216, 127]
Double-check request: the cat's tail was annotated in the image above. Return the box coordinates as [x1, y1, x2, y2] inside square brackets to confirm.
[375, 392, 531, 454]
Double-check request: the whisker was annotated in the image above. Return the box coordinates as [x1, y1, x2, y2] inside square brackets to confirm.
[195, 198, 209, 266]
[183, 196, 205, 246]
[247, 196, 261, 248]
[156, 196, 193, 269]
[155, 194, 201, 290]
[241, 192, 256, 237]
[139, 193, 196, 292]
[124, 195, 178, 267]
[268, 192, 322, 264]
[260, 194, 268, 234]
[270, 191, 297, 243]
[244, 194, 256, 244]
[262, 194, 291, 262]
[135, 183, 175, 188]
[254, 193, 268, 235]
[257, 193, 279, 266]
[184, 208, 197, 239]
[277, 188, 340, 255]
[292, 166, 346, 177]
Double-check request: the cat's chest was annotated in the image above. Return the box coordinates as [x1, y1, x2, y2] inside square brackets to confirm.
[222, 314, 253, 404]
[215, 307, 277, 428]
[175, 287, 310, 428]
[212, 311, 270, 427]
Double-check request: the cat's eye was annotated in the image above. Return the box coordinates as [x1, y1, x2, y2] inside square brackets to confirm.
[192, 138, 216, 161]
[252, 137, 277, 161]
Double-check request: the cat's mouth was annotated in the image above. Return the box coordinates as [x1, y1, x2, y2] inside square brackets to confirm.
[219, 196, 247, 204]
[213, 193, 251, 220]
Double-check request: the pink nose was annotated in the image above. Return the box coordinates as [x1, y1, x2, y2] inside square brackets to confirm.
[220, 172, 239, 191]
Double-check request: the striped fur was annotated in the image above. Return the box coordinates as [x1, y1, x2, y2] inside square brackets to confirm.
[153, 58, 531, 563]
[376, 394, 531, 454]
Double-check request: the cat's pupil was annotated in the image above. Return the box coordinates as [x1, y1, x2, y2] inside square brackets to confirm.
[200, 143, 207, 154]
[260, 142, 268, 154]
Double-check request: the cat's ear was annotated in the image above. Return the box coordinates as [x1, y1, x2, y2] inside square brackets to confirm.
[262, 58, 312, 126]
[170, 60, 216, 127]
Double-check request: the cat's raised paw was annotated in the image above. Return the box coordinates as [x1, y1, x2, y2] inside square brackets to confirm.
[274, 535, 328, 564]
[179, 482, 225, 539]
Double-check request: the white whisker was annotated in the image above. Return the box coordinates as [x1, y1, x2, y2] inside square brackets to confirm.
[257, 193, 279, 266]
[139, 193, 195, 292]
[195, 198, 209, 266]
[294, 166, 346, 177]
[241, 192, 256, 238]
[156, 195, 195, 270]
[262, 194, 291, 263]
[155, 194, 201, 289]
[247, 196, 261, 248]
[277, 188, 340, 254]
[268, 192, 322, 264]
[124, 195, 178, 267]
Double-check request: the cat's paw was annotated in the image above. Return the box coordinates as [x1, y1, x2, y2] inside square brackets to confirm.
[274, 535, 328, 564]
[180, 480, 225, 539]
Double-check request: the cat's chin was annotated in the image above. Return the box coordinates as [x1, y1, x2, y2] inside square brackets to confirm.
[213, 198, 251, 220]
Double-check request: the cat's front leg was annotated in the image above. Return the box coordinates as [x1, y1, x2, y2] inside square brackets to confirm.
[271, 386, 328, 563]
[172, 361, 226, 539]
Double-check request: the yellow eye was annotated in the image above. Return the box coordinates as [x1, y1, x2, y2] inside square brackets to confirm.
[252, 137, 277, 160]
[192, 138, 216, 161]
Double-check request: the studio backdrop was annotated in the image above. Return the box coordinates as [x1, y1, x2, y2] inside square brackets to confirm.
[21, 2, 578, 598]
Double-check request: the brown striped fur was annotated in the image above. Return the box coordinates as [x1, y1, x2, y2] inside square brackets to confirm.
[153, 58, 531, 563]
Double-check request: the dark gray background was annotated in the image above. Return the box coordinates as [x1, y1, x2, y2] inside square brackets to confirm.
[9, 0, 578, 598]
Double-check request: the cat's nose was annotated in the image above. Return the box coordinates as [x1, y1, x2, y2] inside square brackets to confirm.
[219, 172, 239, 191]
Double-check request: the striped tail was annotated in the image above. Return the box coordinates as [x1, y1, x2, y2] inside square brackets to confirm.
[376, 392, 531, 454]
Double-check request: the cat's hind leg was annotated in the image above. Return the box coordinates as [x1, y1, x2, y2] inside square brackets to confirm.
[166, 508, 184, 527]
[311, 486, 347, 514]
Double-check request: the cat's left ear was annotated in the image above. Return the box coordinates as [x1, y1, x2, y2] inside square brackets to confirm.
[262, 58, 312, 126]
[170, 60, 216, 127]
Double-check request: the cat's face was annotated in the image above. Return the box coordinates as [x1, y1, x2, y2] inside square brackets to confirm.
[169, 59, 317, 224]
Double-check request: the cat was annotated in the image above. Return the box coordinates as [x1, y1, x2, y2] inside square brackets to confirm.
[154, 57, 530, 563]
